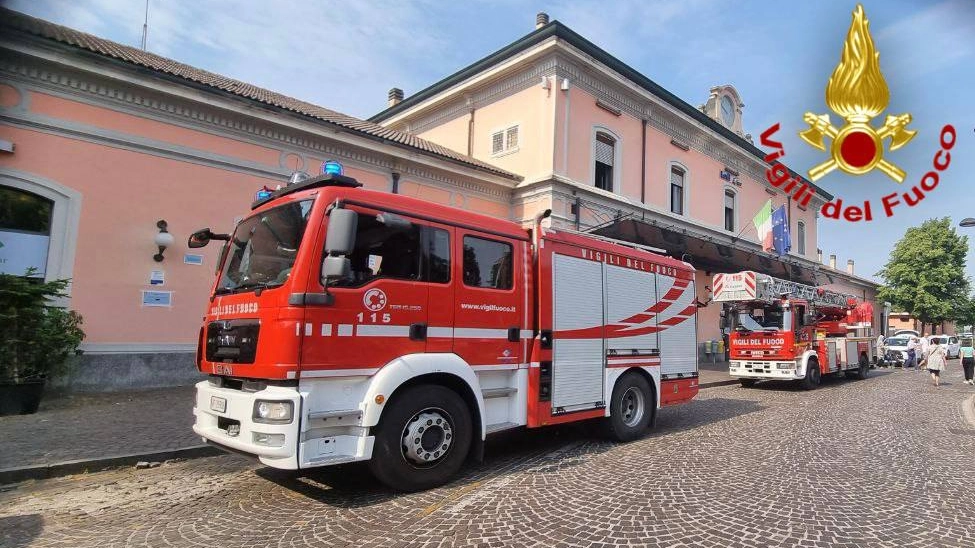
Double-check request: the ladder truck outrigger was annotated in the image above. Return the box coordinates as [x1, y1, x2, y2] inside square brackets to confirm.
[187, 172, 700, 492]
[713, 271, 875, 389]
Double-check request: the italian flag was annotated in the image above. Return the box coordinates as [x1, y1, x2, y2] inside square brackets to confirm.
[752, 199, 773, 252]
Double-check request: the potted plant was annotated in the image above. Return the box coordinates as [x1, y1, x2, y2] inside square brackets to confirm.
[0, 269, 85, 415]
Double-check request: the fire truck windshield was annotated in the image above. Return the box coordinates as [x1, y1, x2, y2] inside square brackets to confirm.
[215, 199, 313, 295]
[736, 304, 786, 332]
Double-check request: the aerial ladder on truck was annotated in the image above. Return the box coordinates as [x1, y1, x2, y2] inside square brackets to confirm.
[713, 271, 874, 389]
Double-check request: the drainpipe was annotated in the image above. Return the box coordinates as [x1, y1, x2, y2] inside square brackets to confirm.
[640, 118, 648, 204]
[467, 106, 475, 157]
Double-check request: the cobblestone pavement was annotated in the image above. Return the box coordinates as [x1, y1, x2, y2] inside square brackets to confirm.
[0, 386, 198, 470]
[2, 367, 974, 548]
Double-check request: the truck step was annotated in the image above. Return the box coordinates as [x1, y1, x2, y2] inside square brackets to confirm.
[486, 422, 520, 434]
[481, 387, 517, 399]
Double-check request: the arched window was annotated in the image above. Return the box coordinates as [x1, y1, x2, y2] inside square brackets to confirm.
[797, 221, 806, 255]
[0, 186, 54, 278]
[723, 188, 737, 232]
[593, 131, 616, 192]
[670, 165, 686, 215]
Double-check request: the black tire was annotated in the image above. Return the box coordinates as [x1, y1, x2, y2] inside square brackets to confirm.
[856, 353, 869, 380]
[739, 379, 757, 388]
[802, 359, 821, 390]
[368, 384, 472, 492]
[602, 372, 654, 442]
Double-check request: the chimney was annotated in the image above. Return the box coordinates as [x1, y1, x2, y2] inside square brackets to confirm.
[817, 248, 823, 263]
[847, 259, 854, 275]
[387, 88, 404, 108]
[536, 12, 550, 29]
[829, 254, 836, 269]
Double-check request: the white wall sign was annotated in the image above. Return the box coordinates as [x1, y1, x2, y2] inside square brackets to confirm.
[149, 270, 165, 285]
[141, 290, 172, 307]
[0, 230, 49, 277]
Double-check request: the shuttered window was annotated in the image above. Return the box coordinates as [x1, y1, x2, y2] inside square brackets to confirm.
[594, 132, 616, 191]
[492, 125, 519, 155]
[724, 189, 736, 231]
[670, 167, 685, 215]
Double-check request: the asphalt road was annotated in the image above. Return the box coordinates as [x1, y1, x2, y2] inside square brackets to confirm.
[2, 366, 974, 548]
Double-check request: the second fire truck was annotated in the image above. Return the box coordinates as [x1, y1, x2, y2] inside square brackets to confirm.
[188, 173, 699, 491]
[713, 271, 875, 389]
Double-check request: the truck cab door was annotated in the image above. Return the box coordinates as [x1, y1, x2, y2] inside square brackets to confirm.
[299, 207, 430, 374]
[452, 231, 524, 368]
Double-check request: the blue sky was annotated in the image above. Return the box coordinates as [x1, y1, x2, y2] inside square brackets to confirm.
[10, 0, 975, 284]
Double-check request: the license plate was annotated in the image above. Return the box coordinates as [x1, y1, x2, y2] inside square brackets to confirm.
[210, 396, 227, 413]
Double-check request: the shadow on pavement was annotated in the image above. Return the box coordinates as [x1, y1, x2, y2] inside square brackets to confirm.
[0, 514, 43, 548]
[258, 396, 765, 505]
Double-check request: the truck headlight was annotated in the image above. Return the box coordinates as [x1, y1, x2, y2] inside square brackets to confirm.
[253, 400, 294, 424]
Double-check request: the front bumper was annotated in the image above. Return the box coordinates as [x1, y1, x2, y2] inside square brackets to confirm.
[193, 381, 300, 469]
[729, 360, 802, 379]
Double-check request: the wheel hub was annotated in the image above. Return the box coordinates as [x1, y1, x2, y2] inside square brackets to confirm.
[401, 409, 453, 466]
[620, 386, 645, 427]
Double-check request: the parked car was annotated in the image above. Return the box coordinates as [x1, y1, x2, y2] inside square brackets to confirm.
[928, 335, 960, 359]
[893, 329, 920, 338]
[884, 336, 912, 366]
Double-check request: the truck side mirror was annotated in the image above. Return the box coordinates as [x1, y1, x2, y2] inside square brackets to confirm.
[188, 228, 230, 248]
[325, 209, 357, 255]
[322, 255, 351, 282]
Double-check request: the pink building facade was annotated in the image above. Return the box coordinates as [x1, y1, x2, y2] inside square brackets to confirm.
[0, 10, 878, 389]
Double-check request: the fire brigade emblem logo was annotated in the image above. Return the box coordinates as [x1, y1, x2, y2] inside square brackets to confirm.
[799, 4, 916, 183]
[363, 288, 387, 311]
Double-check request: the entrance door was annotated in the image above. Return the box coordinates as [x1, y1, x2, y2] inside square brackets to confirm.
[551, 253, 604, 412]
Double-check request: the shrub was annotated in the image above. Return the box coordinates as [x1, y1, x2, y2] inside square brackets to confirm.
[0, 269, 85, 383]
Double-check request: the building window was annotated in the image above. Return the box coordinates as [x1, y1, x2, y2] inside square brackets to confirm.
[491, 125, 519, 155]
[723, 189, 736, 232]
[670, 166, 685, 215]
[0, 186, 53, 278]
[463, 236, 513, 290]
[797, 221, 806, 255]
[593, 132, 616, 192]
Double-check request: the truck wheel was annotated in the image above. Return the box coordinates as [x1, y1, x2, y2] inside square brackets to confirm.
[802, 360, 821, 390]
[739, 379, 757, 388]
[368, 384, 472, 492]
[602, 372, 654, 442]
[856, 354, 869, 380]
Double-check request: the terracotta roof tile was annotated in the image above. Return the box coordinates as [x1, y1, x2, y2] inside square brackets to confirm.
[0, 8, 518, 180]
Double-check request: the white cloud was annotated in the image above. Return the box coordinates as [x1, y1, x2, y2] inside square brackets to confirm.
[875, 0, 975, 78]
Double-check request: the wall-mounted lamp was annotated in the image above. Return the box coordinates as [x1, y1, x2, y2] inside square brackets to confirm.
[154, 220, 175, 262]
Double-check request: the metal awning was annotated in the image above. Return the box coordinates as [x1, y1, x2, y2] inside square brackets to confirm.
[590, 218, 830, 286]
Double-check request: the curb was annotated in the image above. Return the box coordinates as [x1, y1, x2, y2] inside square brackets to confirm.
[0, 444, 221, 485]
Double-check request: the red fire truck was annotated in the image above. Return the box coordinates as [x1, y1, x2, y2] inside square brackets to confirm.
[713, 271, 874, 389]
[188, 173, 699, 491]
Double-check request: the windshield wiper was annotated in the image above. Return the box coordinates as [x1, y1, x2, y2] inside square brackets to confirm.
[215, 280, 283, 295]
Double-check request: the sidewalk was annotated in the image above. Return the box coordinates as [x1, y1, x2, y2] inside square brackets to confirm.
[0, 362, 734, 483]
[0, 385, 207, 482]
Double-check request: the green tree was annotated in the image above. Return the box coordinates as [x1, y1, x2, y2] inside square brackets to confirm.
[876, 218, 970, 333]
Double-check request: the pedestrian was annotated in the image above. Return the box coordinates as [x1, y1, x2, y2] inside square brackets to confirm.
[960, 336, 974, 386]
[905, 336, 919, 370]
[920, 333, 930, 363]
[924, 338, 947, 387]
[876, 334, 886, 367]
